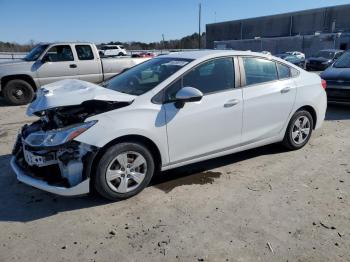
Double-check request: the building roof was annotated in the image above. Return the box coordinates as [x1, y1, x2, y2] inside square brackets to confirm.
[160, 49, 266, 60]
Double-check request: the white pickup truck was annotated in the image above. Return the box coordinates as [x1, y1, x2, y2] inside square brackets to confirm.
[0, 42, 150, 105]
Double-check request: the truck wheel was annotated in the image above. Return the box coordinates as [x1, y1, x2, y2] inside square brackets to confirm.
[118, 52, 124, 56]
[3, 79, 35, 105]
[94, 142, 155, 201]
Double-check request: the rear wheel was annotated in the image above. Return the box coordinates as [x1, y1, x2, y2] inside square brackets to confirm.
[94, 142, 155, 200]
[3, 79, 35, 105]
[283, 110, 313, 150]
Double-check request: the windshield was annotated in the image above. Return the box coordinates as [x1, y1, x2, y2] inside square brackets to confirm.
[333, 52, 350, 68]
[316, 50, 335, 59]
[24, 44, 49, 61]
[276, 54, 288, 58]
[105, 57, 192, 96]
[284, 55, 299, 62]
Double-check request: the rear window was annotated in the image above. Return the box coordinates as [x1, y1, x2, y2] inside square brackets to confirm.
[334, 52, 350, 68]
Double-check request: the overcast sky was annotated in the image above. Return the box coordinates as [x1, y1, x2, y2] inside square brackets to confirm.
[0, 0, 349, 44]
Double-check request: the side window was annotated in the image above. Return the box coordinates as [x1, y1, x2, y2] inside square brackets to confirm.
[183, 57, 235, 95]
[277, 63, 291, 79]
[164, 79, 182, 101]
[75, 45, 94, 60]
[242, 57, 278, 86]
[45, 45, 74, 62]
[291, 68, 299, 77]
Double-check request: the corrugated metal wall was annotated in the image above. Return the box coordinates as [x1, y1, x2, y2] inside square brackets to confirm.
[206, 4, 350, 49]
[214, 34, 350, 57]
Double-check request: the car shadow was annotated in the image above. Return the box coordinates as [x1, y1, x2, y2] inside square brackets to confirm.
[0, 143, 287, 223]
[325, 103, 350, 121]
[0, 154, 111, 223]
[151, 143, 287, 193]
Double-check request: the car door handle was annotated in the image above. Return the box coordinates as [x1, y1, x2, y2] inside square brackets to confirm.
[69, 64, 77, 68]
[224, 99, 240, 108]
[281, 87, 291, 93]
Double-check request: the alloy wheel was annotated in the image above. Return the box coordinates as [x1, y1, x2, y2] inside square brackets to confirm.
[105, 151, 147, 193]
[292, 116, 311, 144]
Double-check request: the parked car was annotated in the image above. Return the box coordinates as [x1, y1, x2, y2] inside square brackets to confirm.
[275, 53, 305, 68]
[98, 45, 127, 57]
[131, 52, 156, 58]
[306, 49, 344, 71]
[11, 50, 327, 200]
[286, 51, 305, 60]
[261, 51, 271, 55]
[0, 42, 150, 105]
[321, 50, 350, 103]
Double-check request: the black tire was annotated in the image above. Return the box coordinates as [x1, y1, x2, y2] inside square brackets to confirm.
[94, 142, 155, 201]
[3, 79, 35, 105]
[118, 52, 124, 56]
[283, 110, 314, 150]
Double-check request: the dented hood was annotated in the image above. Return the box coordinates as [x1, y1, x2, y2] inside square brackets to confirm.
[27, 79, 136, 116]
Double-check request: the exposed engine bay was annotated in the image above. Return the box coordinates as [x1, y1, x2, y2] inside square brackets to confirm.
[32, 100, 131, 128]
[12, 99, 131, 189]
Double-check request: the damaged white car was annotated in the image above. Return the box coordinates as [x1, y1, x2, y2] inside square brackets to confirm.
[11, 50, 327, 200]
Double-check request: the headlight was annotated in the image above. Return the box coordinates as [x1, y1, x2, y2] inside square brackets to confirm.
[322, 60, 331, 65]
[24, 121, 97, 147]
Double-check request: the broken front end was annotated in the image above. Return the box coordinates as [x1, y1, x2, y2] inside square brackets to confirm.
[11, 103, 104, 196]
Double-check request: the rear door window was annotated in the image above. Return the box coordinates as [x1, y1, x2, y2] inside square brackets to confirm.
[242, 57, 278, 86]
[75, 45, 94, 60]
[277, 63, 291, 79]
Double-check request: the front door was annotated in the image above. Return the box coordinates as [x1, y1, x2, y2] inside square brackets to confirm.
[37, 44, 78, 86]
[164, 57, 243, 164]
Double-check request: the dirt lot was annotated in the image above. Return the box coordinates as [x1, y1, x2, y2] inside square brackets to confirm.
[0, 98, 349, 262]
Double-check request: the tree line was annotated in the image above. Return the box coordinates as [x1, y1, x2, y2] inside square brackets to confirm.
[100, 33, 206, 50]
[0, 40, 36, 52]
[0, 32, 206, 52]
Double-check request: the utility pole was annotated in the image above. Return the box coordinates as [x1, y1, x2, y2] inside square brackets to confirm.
[198, 3, 201, 49]
[162, 34, 165, 52]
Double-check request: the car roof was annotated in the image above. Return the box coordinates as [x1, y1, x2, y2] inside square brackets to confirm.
[38, 42, 94, 46]
[320, 49, 344, 52]
[159, 50, 271, 60]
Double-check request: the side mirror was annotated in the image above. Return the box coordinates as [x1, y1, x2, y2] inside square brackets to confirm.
[173, 87, 203, 108]
[175, 86, 203, 102]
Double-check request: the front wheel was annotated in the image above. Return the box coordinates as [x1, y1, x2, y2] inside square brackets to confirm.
[3, 79, 35, 105]
[282, 110, 314, 150]
[94, 142, 155, 200]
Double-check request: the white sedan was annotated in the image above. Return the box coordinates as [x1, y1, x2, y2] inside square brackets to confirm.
[11, 50, 327, 200]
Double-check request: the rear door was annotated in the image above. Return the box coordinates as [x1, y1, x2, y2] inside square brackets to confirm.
[163, 57, 243, 163]
[74, 45, 103, 83]
[240, 56, 296, 144]
[37, 44, 78, 85]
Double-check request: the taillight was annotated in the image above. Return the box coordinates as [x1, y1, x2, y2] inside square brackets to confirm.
[321, 79, 327, 89]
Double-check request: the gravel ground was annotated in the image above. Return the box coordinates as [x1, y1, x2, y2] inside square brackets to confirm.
[0, 98, 349, 262]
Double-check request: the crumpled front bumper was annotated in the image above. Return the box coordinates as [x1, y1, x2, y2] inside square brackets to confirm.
[11, 157, 90, 196]
[11, 130, 98, 196]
